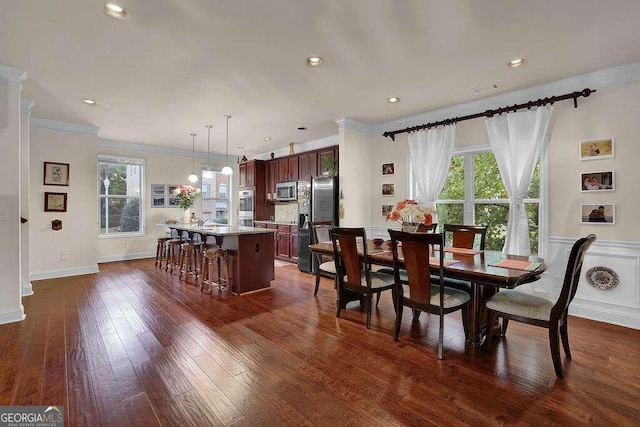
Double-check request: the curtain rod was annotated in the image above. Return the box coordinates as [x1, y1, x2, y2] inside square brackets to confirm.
[382, 88, 596, 141]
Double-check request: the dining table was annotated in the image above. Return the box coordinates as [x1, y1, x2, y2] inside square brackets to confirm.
[308, 240, 546, 356]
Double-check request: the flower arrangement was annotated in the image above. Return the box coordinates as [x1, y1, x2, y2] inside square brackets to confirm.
[173, 185, 201, 209]
[385, 199, 433, 227]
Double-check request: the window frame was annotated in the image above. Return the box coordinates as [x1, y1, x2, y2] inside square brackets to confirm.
[408, 143, 548, 257]
[97, 154, 145, 238]
[201, 165, 232, 224]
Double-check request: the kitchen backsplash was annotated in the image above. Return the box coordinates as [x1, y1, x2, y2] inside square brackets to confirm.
[275, 202, 299, 223]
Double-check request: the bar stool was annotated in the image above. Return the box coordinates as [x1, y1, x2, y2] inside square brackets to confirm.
[165, 239, 183, 273]
[155, 236, 171, 268]
[178, 241, 203, 282]
[200, 249, 230, 294]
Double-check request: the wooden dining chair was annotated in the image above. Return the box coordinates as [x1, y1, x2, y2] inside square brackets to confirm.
[310, 221, 335, 296]
[417, 222, 438, 233]
[330, 227, 396, 329]
[485, 234, 596, 378]
[388, 229, 470, 359]
[442, 224, 488, 250]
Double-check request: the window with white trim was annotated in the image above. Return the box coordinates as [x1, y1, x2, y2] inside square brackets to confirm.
[98, 155, 144, 236]
[201, 166, 231, 223]
[410, 148, 542, 254]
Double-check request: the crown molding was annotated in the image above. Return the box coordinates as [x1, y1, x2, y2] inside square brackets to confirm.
[373, 60, 640, 137]
[98, 137, 229, 161]
[21, 97, 35, 113]
[335, 118, 377, 136]
[0, 64, 27, 87]
[254, 134, 339, 160]
[31, 117, 99, 136]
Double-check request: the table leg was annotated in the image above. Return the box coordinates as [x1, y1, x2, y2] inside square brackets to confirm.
[466, 283, 498, 356]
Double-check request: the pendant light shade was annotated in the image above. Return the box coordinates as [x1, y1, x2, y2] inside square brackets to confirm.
[188, 132, 199, 183]
[221, 114, 233, 175]
[203, 125, 214, 179]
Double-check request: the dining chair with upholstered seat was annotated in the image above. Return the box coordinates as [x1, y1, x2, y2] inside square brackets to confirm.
[416, 222, 438, 233]
[330, 227, 396, 329]
[485, 234, 596, 378]
[310, 221, 335, 296]
[437, 224, 489, 295]
[388, 229, 470, 359]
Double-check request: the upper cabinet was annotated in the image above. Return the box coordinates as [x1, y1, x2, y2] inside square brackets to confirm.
[277, 157, 299, 182]
[239, 160, 256, 188]
[298, 151, 318, 180]
[266, 160, 278, 201]
[317, 147, 338, 177]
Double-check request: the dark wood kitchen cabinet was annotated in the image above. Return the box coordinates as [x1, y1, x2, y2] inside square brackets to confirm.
[277, 157, 299, 182]
[238, 160, 273, 220]
[317, 147, 337, 177]
[266, 159, 278, 202]
[298, 151, 318, 180]
[238, 161, 256, 188]
[277, 225, 291, 258]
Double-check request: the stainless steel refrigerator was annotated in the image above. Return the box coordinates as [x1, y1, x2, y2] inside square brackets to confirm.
[297, 176, 338, 273]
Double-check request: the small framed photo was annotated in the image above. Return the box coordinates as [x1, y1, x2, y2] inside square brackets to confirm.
[151, 184, 166, 196]
[44, 192, 68, 212]
[167, 185, 180, 207]
[581, 171, 614, 192]
[579, 137, 614, 160]
[152, 196, 166, 208]
[382, 162, 395, 176]
[382, 204, 393, 217]
[581, 204, 615, 225]
[382, 183, 395, 196]
[43, 162, 70, 186]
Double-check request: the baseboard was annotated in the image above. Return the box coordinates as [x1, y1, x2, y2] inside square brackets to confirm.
[0, 305, 26, 325]
[21, 280, 33, 297]
[30, 264, 99, 281]
[570, 303, 640, 330]
[97, 252, 155, 263]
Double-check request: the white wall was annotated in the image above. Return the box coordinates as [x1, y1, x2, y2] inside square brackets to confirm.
[339, 127, 374, 226]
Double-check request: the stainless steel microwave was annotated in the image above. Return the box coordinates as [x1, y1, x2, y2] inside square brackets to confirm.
[276, 181, 297, 201]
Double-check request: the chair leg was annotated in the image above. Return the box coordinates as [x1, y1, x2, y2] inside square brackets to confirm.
[393, 302, 403, 341]
[314, 272, 321, 296]
[485, 310, 495, 350]
[155, 242, 161, 267]
[412, 309, 421, 321]
[375, 291, 381, 307]
[365, 294, 372, 329]
[461, 304, 470, 341]
[335, 285, 342, 318]
[501, 319, 509, 336]
[560, 312, 571, 359]
[549, 322, 564, 378]
[437, 311, 444, 360]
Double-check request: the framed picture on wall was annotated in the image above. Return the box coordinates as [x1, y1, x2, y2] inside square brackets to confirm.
[43, 162, 70, 186]
[382, 183, 395, 196]
[167, 185, 180, 207]
[382, 162, 395, 176]
[581, 204, 615, 224]
[151, 184, 166, 195]
[382, 204, 393, 217]
[44, 192, 68, 212]
[579, 137, 615, 160]
[581, 171, 614, 192]
[152, 196, 166, 207]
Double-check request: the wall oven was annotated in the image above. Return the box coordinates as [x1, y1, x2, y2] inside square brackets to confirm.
[238, 189, 254, 215]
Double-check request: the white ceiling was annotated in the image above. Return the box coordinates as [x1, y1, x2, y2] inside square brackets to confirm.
[2, 1, 640, 156]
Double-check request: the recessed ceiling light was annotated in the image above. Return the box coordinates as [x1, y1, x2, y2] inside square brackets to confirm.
[297, 127, 307, 131]
[307, 57, 323, 67]
[387, 97, 400, 103]
[237, 146, 245, 150]
[507, 58, 526, 68]
[263, 137, 271, 141]
[102, 2, 129, 19]
[82, 99, 97, 105]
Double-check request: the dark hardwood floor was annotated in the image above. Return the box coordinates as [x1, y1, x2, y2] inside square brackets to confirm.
[1, 259, 639, 426]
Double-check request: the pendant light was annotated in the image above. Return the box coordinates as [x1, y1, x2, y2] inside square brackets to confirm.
[221, 115, 233, 175]
[203, 125, 214, 179]
[188, 132, 199, 183]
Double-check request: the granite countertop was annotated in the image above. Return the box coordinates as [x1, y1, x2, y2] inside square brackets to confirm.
[158, 223, 276, 236]
[254, 220, 299, 226]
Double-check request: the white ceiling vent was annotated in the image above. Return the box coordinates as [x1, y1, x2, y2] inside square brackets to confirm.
[471, 82, 501, 95]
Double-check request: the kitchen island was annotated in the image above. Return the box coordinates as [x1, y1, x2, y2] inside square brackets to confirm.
[159, 223, 276, 295]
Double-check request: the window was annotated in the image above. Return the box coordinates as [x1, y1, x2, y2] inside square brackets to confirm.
[201, 167, 231, 224]
[98, 155, 144, 236]
[410, 148, 542, 254]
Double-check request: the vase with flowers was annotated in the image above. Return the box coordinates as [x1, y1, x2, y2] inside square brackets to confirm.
[173, 185, 201, 222]
[385, 199, 433, 232]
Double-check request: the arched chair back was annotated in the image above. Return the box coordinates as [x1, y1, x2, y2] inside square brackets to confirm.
[443, 224, 488, 250]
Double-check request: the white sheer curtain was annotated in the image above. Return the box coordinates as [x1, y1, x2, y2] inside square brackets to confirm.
[408, 125, 456, 212]
[485, 107, 552, 255]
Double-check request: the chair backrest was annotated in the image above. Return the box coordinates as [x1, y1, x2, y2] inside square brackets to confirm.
[551, 234, 596, 319]
[388, 229, 445, 305]
[310, 220, 333, 245]
[417, 222, 438, 233]
[443, 224, 488, 250]
[330, 227, 368, 288]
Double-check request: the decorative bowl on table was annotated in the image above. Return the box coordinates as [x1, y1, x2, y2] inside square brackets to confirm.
[372, 238, 384, 247]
